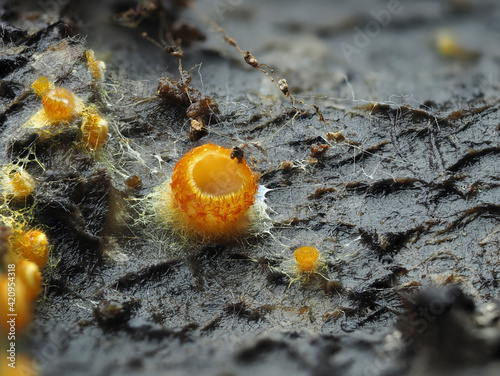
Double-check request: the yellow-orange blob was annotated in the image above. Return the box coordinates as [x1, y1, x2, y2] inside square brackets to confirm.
[31, 76, 51, 96]
[1, 167, 35, 201]
[435, 30, 480, 60]
[436, 32, 466, 58]
[85, 49, 95, 62]
[42, 88, 76, 121]
[294, 246, 320, 273]
[165, 143, 258, 241]
[16, 260, 42, 300]
[81, 111, 108, 149]
[86, 49, 106, 80]
[10, 229, 49, 269]
[0, 274, 33, 335]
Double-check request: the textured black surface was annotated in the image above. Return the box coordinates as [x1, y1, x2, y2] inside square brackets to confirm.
[2, 0, 500, 375]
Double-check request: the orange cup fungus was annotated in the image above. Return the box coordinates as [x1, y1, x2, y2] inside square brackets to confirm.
[294, 246, 321, 274]
[9, 229, 49, 269]
[156, 143, 259, 242]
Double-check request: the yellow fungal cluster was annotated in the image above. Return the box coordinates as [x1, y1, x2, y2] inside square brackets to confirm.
[0, 225, 48, 337]
[24, 77, 108, 151]
[0, 163, 49, 344]
[0, 220, 48, 376]
[0, 45, 111, 376]
[153, 143, 259, 242]
[0, 177, 49, 339]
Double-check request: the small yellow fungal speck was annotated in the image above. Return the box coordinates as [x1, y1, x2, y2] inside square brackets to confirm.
[155, 143, 259, 242]
[1, 166, 35, 201]
[294, 246, 320, 273]
[42, 87, 76, 121]
[436, 32, 466, 57]
[85, 49, 95, 61]
[86, 49, 106, 81]
[81, 111, 108, 150]
[10, 229, 49, 269]
[31, 76, 52, 96]
[435, 30, 480, 60]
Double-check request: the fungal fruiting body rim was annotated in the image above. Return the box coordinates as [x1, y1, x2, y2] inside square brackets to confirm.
[155, 143, 261, 242]
[294, 246, 321, 273]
